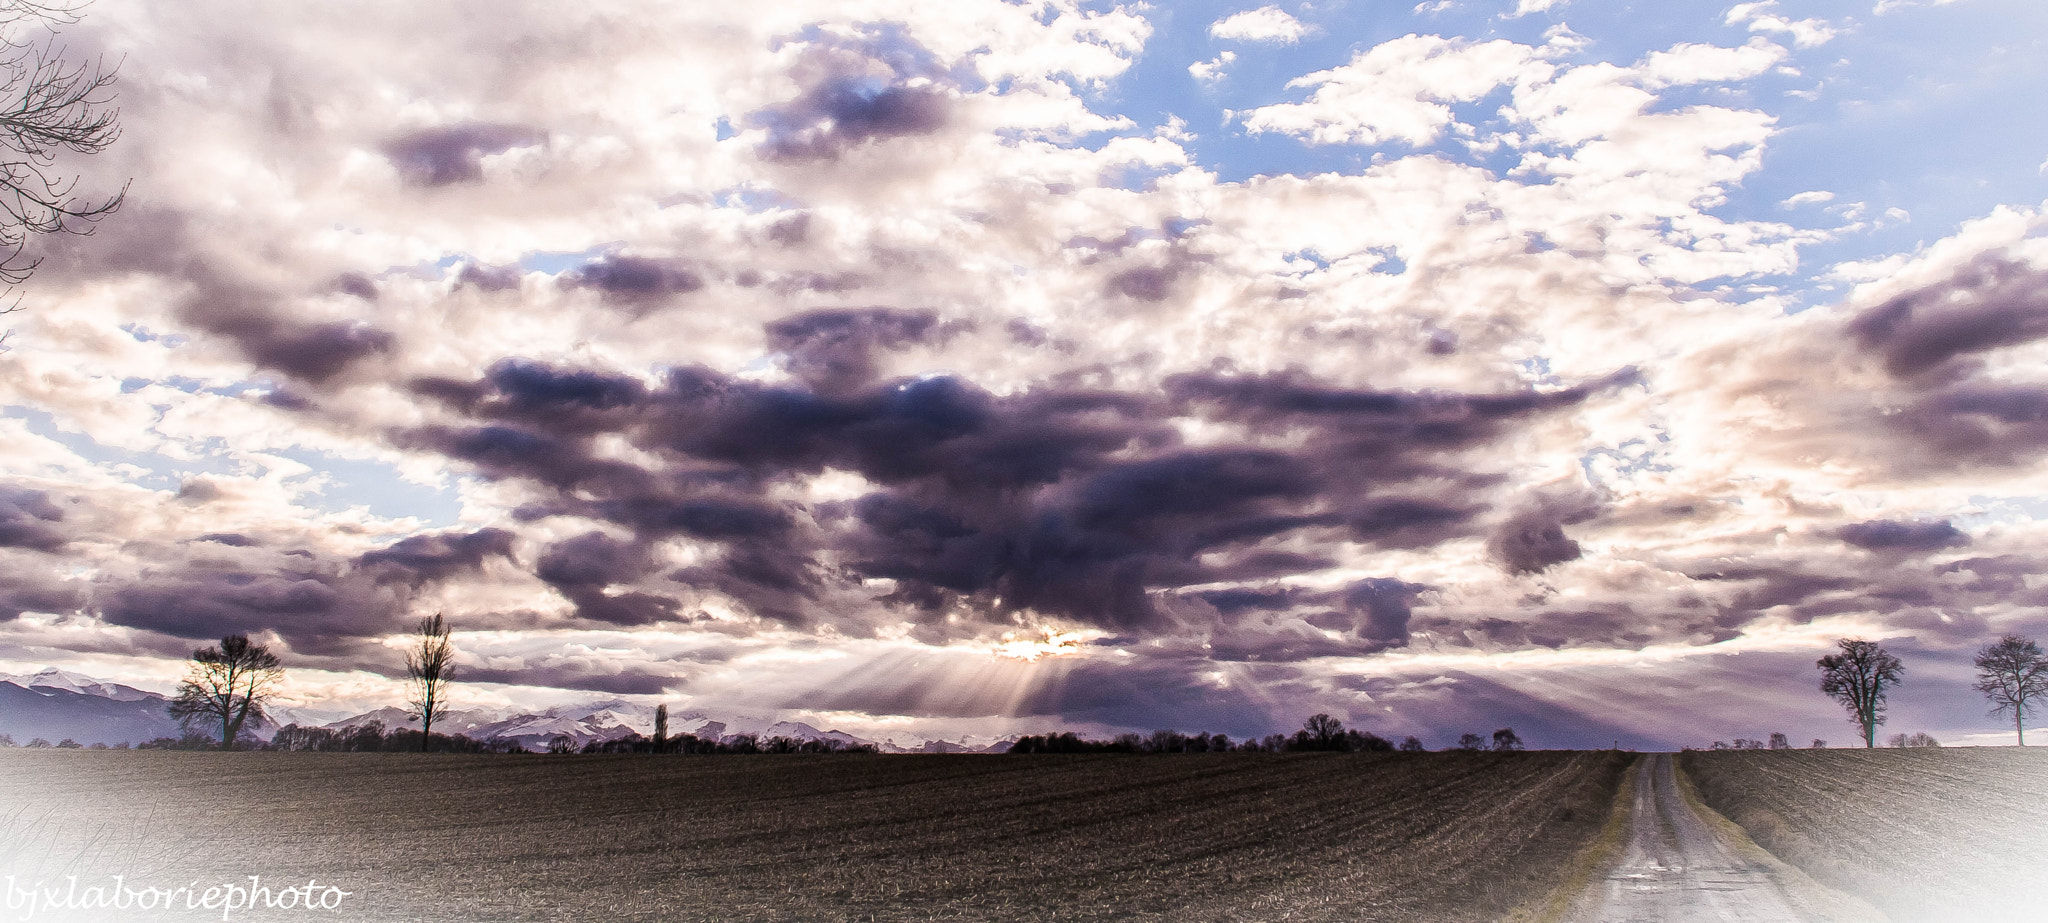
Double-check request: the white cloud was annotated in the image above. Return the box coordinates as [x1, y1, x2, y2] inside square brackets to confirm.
[1505, 0, 1567, 18]
[1208, 6, 1310, 44]
[1190, 50, 1237, 83]
[1725, 1, 1838, 48]
[1240, 35, 1546, 146]
[1781, 190, 1835, 207]
[1638, 39, 1787, 89]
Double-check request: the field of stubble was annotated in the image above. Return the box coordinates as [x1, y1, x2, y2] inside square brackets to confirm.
[1679, 747, 2048, 923]
[0, 749, 1629, 923]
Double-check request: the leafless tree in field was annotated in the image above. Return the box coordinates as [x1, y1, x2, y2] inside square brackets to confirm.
[1973, 634, 2048, 746]
[1818, 638, 1903, 748]
[166, 634, 284, 749]
[405, 613, 455, 752]
[0, 0, 123, 340]
[1301, 713, 1343, 749]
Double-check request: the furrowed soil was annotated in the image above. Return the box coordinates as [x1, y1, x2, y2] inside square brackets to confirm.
[1679, 747, 2048, 923]
[0, 749, 1628, 923]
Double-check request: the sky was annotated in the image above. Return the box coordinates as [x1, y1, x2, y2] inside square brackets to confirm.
[2, 0, 2047, 750]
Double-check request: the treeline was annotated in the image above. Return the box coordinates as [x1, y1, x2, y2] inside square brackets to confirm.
[576, 732, 876, 755]
[255, 722, 877, 755]
[265, 722, 524, 753]
[1008, 715, 1525, 754]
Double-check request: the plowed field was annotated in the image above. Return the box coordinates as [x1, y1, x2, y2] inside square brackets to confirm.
[1679, 747, 2048, 923]
[0, 750, 1629, 922]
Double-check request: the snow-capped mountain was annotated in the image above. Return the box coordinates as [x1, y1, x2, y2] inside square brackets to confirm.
[0, 671, 182, 745]
[318, 701, 1011, 753]
[1, 667, 160, 702]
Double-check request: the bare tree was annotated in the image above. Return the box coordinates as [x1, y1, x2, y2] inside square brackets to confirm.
[0, 2, 122, 306]
[1455, 732, 1486, 751]
[1817, 638, 1904, 748]
[405, 613, 455, 752]
[166, 634, 284, 749]
[653, 703, 669, 755]
[1973, 634, 2048, 746]
[1300, 713, 1344, 750]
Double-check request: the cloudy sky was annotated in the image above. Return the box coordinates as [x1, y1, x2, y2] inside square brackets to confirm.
[3, 0, 2046, 749]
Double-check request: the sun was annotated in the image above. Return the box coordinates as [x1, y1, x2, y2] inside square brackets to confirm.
[984, 628, 1107, 663]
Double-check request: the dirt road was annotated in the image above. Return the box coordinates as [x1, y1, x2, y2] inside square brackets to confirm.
[1567, 753, 1816, 923]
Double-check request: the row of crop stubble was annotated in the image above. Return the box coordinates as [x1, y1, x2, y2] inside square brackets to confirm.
[1679, 748, 2048, 923]
[0, 749, 1630, 922]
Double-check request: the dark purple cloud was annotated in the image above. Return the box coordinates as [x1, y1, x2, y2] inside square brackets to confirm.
[0, 486, 68, 552]
[397, 344, 1637, 641]
[1849, 256, 2048, 380]
[88, 529, 515, 654]
[357, 527, 517, 585]
[208, 315, 396, 383]
[535, 531, 686, 626]
[564, 254, 705, 304]
[99, 571, 359, 650]
[0, 567, 83, 621]
[455, 260, 522, 292]
[1837, 519, 1969, 553]
[383, 122, 545, 187]
[1490, 507, 1586, 575]
[766, 307, 949, 394]
[747, 24, 960, 162]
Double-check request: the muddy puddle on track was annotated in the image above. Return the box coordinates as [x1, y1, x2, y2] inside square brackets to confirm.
[1565, 754, 1869, 923]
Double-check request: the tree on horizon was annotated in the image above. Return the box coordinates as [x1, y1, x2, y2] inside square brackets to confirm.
[405, 613, 456, 752]
[1973, 635, 2047, 746]
[167, 634, 283, 749]
[1818, 638, 1904, 748]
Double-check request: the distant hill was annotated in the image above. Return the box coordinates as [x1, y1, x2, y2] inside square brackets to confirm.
[0, 672, 183, 746]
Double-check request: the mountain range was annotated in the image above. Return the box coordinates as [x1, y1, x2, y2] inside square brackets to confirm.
[0, 667, 1011, 753]
[319, 700, 1012, 753]
[0, 668, 184, 745]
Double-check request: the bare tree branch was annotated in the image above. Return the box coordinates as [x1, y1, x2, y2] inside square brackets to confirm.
[0, 0, 123, 344]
